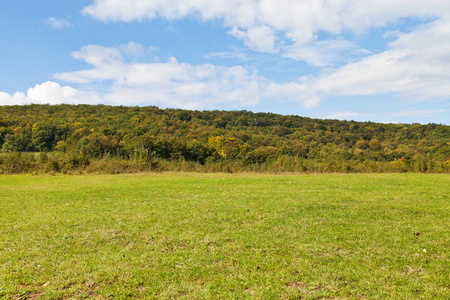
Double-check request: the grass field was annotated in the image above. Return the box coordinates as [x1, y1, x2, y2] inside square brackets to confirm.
[0, 173, 448, 299]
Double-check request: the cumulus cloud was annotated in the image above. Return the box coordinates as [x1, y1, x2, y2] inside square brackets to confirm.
[83, 0, 450, 29]
[229, 25, 278, 54]
[54, 43, 317, 109]
[79, 0, 450, 114]
[82, 0, 450, 59]
[20, 14, 450, 111]
[0, 91, 27, 105]
[27, 82, 102, 104]
[6, 8, 450, 113]
[307, 19, 450, 101]
[0, 40, 317, 110]
[46, 18, 73, 29]
[0, 82, 101, 106]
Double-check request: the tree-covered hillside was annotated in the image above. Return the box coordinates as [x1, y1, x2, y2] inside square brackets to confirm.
[0, 104, 449, 173]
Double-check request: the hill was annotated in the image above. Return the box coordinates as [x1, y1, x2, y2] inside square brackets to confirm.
[0, 104, 449, 173]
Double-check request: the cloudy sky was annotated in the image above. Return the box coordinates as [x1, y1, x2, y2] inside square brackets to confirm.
[1, 0, 449, 124]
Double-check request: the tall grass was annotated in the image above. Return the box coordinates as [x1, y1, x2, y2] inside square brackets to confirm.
[1, 152, 449, 174]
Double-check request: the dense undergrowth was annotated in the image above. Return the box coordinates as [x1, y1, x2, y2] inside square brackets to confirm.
[0, 104, 449, 174]
[0, 152, 449, 174]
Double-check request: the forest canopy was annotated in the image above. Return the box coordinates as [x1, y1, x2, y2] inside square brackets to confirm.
[0, 104, 449, 174]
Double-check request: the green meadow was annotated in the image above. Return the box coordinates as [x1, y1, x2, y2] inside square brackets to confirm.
[0, 173, 448, 299]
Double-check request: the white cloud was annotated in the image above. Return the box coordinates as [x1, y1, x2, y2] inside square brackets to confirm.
[6, 5, 450, 114]
[52, 43, 319, 109]
[0, 82, 101, 106]
[306, 19, 450, 101]
[85, 0, 444, 29]
[0, 91, 27, 105]
[229, 25, 278, 54]
[56, 45, 126, 84]
[27, 82, 102, 105]
[72, 45, 123, 66]
[82, 0, 450, 57]
[263, 82, 320, 109]
[117, 41, 146, 59]
[46, 18, 73, 29]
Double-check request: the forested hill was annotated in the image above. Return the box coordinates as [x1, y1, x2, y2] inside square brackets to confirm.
[0, 104, 449, 173]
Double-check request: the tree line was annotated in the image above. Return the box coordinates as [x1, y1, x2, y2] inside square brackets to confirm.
[0, 104, 449, 174]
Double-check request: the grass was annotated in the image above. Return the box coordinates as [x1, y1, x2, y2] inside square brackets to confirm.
[0, 173, 448, 299]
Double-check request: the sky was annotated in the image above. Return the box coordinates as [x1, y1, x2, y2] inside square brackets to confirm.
[1, 1, 449, 125]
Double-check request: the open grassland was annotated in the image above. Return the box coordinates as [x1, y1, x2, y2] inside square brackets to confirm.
[0, 173, 448, 299]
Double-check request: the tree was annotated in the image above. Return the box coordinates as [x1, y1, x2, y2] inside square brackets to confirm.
[369, 139, 382, 151]
[32, 122, 58, 152]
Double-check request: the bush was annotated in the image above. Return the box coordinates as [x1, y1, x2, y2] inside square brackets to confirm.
[0, 152, 36, 174]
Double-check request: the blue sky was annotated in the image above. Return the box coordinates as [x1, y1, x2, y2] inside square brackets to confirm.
[1, 1, 449, 124]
